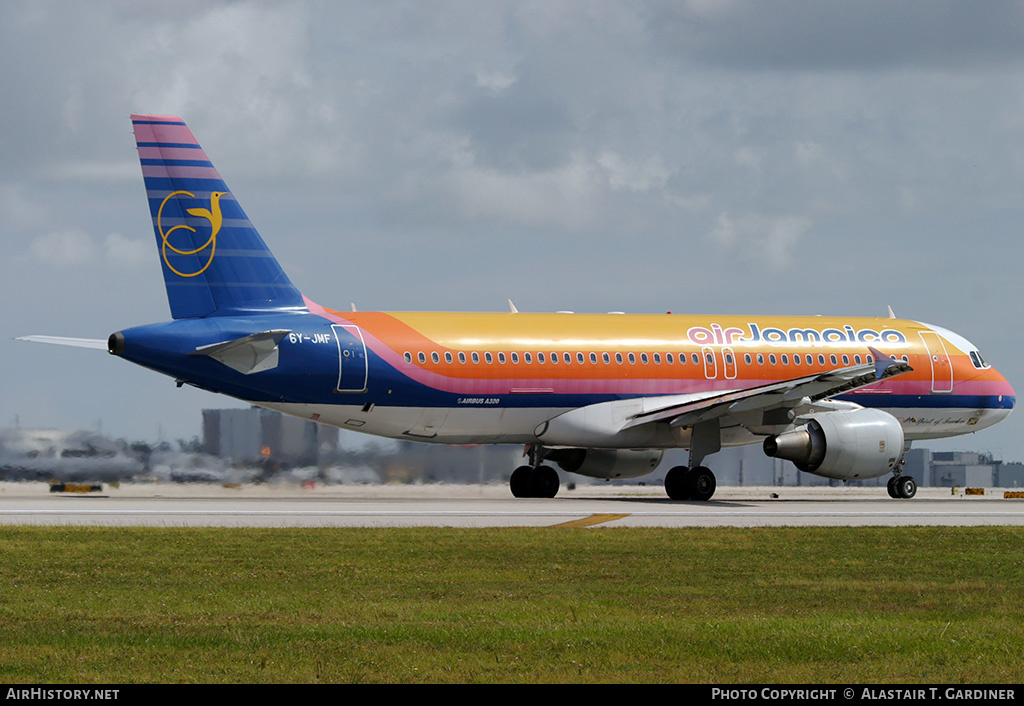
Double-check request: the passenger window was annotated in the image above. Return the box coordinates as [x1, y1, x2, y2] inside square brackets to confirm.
[666, 353, 674, 364]
[418, 352, 426, 364]
[653, 353, 661, 364]
[782, 354, 789, 365]
[602, 352, 610, 364]
[615, 353, 623, 364]
[525, 352, 532, 364]
[538, 352, 545, 363]
[641, 353, 649, 364]
[458, 352, 466, 364]
[769, 354, 777, 365]
[498, 352, 506, 364]
[472, 352, 480, 364]
[589, 352, 597, 364]
[628, 353, 636, 364]
[511, 352, 519, 364]
[404, 352, 412, 364]
[444, 352, 453, 364]
[691, 353, 699, 365]
[485, 352, 493, 364]
[431, 352, 440, 364]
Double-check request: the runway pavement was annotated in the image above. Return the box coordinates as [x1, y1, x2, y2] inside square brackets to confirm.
[2, 482, 1024, 528]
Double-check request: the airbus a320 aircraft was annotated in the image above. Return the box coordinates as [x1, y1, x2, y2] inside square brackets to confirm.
[20, 115, 1016, 500]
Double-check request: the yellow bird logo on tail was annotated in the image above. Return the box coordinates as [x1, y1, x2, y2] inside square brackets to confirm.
[157, 190, 226, 277]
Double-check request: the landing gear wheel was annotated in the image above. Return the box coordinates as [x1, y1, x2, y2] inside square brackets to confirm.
[887, 476, 900, 499]
[664, 465, 691, 500]
[509, 465, 559, 498]
[533, 465, 560, 499]
[510, 466, 533, 498]
[685, 466, 717, 502]
[895, 475, 917, 499]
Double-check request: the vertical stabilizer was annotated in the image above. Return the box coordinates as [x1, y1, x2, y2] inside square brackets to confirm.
[131, 114, 305, 319]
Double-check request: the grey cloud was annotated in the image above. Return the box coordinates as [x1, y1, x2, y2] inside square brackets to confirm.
[643, 1, 1024, 70]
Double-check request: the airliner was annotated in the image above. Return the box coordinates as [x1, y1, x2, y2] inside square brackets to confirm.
[19, 115, 1016, 500]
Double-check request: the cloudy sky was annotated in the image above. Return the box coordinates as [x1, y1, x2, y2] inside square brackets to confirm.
[3, 1, 1023, 460]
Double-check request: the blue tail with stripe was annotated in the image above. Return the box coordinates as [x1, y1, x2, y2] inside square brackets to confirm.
[131, 114, 305, 320]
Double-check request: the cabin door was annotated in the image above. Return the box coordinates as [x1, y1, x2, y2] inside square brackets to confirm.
[332, 324, 369, 393]
[918, 331, 953, 393]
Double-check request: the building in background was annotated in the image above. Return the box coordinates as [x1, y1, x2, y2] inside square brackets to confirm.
[202, 407, 338, 465]
[903, 448, 1024, 489]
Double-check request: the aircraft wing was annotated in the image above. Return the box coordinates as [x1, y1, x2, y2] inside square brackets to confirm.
[621, 347, 912, 430]
[15, 335, 108, 350]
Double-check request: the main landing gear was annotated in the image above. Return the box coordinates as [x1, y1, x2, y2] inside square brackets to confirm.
[664, 465, 717, 501]
[510, 465, 560, 498]
[887, 474, 917, 499]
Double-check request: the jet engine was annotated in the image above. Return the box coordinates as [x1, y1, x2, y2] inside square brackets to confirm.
[762, 408, 904, 480]
[546, 448, 664, 480]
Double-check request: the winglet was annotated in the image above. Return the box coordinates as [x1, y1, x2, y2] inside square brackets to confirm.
[868, 346, 897, 379]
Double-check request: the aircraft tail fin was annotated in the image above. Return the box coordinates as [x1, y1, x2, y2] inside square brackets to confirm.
[131, 114, 306, 319]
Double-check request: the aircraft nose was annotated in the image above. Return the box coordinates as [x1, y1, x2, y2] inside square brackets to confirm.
[993, 369, 1015, 412]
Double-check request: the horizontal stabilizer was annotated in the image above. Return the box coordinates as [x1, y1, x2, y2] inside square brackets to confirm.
[16, 335, 108, 351]
[190, 329, 290, 375]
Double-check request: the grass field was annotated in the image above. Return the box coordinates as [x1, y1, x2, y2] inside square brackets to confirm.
[1, 526, 1022, 683]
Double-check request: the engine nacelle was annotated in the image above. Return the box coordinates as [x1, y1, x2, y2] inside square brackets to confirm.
[762, 408, 904, 480]
[547, 448, 664, 480]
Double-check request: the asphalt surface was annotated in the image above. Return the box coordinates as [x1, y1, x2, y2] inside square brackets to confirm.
[2, 482, 1023, 528]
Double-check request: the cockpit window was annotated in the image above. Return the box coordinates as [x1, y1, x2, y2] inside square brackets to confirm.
[969, 350, 991, 369]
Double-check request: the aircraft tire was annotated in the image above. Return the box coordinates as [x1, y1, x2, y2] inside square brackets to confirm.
[664, 465, 691, 500]
[896, 475, 917, 499]
[533, 465, 560, 498]
[887, 476, 900, 499]
[685, 466, 717, 502]
[510, 466, 533, 498]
